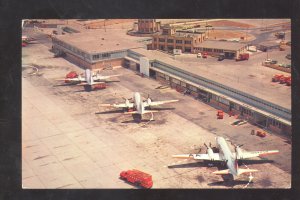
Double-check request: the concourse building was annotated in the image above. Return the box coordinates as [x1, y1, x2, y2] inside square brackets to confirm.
[51, 31, 291, 136]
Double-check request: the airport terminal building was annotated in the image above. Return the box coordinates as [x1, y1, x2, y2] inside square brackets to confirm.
[51, 30, 145, 70]
[124, 49, 291, 136]
[193, 40, 248, 59]
[51, 33, 291, 136]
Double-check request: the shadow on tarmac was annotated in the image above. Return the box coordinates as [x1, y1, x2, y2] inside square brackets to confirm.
[208, 179, 252, 188]
[167, 161, 221, 169]
[95, 110, 124, 115]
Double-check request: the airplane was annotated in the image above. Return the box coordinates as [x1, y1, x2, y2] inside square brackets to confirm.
[172, 136, 279, 179]
[99, 92, 178, 120]
[57, 69, 121, 85]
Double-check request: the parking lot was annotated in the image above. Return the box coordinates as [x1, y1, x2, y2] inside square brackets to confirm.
[22, 42, 291, 189]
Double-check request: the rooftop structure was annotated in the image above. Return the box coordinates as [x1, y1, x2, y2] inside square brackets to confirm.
[54, 29, 144, 54]
[194, 40, 248, 51]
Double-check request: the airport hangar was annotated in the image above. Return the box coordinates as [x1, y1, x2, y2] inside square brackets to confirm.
[51, 32, 291, 136]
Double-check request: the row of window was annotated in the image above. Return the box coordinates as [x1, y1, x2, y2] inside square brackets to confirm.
[92, 53, 111, 60]
[155, 38, 192, 44]
[155, 45, 192, 52]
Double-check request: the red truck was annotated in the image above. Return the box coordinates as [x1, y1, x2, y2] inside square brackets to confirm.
[83, 83, 106, 91]
[120, 169, 153, 189]
[272, 74, 284, 82]
[279, 76, 291, 84]
[202, 52, 208, 58]
[286, 77, 291, 86]
[236, 53, 249, 61]
[65, 71, 79, 83]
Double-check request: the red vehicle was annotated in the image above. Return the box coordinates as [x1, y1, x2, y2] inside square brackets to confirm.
[272, 74, 284, 82]
[120, 169, 153, 189]
[22, 42, 27, 47]
[66, 71, 78, 79]
[65, 71, 79, 83]
[236, 53, 249, 61]
[202, 52, 208, 58]
[256, 131, 266, 138]
[286, 77, 291, 86]
[83, 83, 106, 91]
[217, 110, 224, 119]
[279, 75, 290, 84]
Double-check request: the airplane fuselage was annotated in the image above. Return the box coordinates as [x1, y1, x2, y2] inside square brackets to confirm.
[133, 92, 144, 115]
[216, 137, 238, 177]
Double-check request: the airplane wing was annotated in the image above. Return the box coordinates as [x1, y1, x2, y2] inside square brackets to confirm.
[172, 153, 222, 161]
[236, 150, 279, 159]
[94, 74, 121, 81]
[56, 77, 86, 82]
[124, 110, 159, 115]
[99, 103, 134, 108]
[143, 100, 179, 107]
[77, 81, 105, 86]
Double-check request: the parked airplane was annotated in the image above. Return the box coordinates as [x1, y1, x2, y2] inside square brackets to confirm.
[172, 136, 279, 179]
[99, 92, 178, 120]
[58, 69, 121, 85]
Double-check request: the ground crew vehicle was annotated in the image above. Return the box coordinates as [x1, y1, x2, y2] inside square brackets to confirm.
[279, 76, 291, 84]
[236, 53, 249, 61]
[120, 169, 153, 189]
[218, 53, 225, 61]
[272, 74, 284, 82]
[64, 71, 79, 83]
[217, 110, 224, 119]
[84, 83, 106, 91]
[286, 77, 291, 86]
[256, 130, 267, 138]
[197, 53, 202, 58]
[202, 52, 208, 58]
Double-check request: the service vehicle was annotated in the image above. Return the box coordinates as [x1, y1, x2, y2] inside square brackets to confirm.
[286, 77, 291, 86]
[202, 52, 208, 58]
[120, 169, 153, 189]
[236, 53, 249, 61]
[272, 74, 284, 82]
[218, 53, 225, 61]
[279, 76, 291, 84]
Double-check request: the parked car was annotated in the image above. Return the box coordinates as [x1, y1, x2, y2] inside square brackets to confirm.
[270, 60, 278, 64]
[197, 53, 202, 58]
[218, 53, 225, 61]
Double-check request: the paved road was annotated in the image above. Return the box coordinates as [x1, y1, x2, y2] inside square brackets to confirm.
[23, 27, 52, 48]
